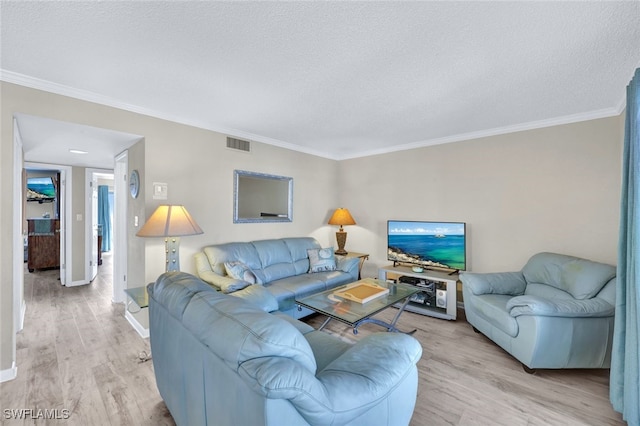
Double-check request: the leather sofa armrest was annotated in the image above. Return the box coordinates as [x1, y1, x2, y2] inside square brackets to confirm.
[229, 284, 279, 312]
[238, 357, 332, 424]
[336, 256, 359, 281]
[194, 252, 221, 288]
[238, 332, 421, 426]
[315, 333, 421, 421]
[507, 295, 615, 318]
[318, 332, 422, 386]
[195, 252, 251, 293]
[460, 271, 526, 296]
[198, 269, 249, 294]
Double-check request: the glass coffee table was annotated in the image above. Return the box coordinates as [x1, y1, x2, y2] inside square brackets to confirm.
[295, 278, 421, 334]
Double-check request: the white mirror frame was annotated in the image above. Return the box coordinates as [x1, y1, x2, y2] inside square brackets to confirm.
[233, 170, 293, 223]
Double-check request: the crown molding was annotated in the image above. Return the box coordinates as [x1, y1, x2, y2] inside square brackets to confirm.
[2, 69, 624, 162]
[615, 95, 627, 115]
[0, 70, 336, 160]
[336, 106, 623, 160]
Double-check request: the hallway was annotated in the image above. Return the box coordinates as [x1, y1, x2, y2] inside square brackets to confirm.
[0, 254, 174, 425]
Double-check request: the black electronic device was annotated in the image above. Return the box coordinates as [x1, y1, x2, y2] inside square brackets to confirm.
[398, 276, 422, 286]
[399, 275, 446, 310]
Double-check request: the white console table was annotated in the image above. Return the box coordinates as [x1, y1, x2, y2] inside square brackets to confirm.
[378, 265, 458, 320]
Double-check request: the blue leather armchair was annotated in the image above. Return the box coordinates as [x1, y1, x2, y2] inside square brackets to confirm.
[460, 252, 616, 372]
[148, 271, 423, 426]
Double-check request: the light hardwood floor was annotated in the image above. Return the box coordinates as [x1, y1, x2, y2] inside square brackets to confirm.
[1, 254, 173, 426]
[1, 257, 625, 425]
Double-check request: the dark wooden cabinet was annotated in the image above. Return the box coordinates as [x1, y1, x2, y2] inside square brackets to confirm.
[27, 219, 60, 272]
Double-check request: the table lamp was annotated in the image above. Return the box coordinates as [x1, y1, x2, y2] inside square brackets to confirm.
[328, 208, 356, 255]
[136, 205, 203, 271]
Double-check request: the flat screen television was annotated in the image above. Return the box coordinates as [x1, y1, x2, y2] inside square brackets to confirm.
[387, 220, 466, 272]
[26, 176, 56, 203]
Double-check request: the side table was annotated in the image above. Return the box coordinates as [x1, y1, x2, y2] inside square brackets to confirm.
[124, 286, 149, 311]
[123, 286, 150, 338]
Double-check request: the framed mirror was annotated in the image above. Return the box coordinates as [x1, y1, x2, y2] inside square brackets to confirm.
[233, 170, 293, 223]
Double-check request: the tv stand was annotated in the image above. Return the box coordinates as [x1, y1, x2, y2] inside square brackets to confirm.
[378, 265, 458, 320]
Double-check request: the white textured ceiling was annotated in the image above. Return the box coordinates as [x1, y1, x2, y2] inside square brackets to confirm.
[2, 1, 640, 163]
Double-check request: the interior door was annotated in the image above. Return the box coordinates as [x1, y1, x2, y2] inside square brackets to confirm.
[58, 170, 67, 285]
[113, 152, 128, 303]
[90, 174, 98, 281]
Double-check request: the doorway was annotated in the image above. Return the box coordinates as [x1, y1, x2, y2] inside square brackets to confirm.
[24, 163, 71, 285]
[9, 113, 142, 384]
[86, 169, 115, 283]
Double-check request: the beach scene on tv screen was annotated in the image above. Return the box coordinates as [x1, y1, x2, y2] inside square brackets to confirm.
[27, 177, 56, 201]
[388, 221, 465, 270]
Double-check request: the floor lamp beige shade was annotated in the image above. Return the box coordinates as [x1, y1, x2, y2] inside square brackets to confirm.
[136, 205, 203, 271]
[328, 208, 356, 255]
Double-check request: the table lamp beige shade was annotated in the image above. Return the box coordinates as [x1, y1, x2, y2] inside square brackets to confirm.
[136, 205, 203, 271]
[328, 208, 356, 255]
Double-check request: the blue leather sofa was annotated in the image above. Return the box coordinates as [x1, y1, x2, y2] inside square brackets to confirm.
[194, 237, 359, 318]
[148, 271, 423, 426]
[460, 252, 616, 372]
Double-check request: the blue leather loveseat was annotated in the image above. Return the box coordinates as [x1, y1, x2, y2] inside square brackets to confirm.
[194, 237, 359, 318]
[460, 252, 616, 372]
[148, 271, 423, 426]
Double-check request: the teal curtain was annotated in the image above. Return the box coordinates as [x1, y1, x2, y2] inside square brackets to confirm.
[98, 185, 111, 252]
[611, 67, 640, 426]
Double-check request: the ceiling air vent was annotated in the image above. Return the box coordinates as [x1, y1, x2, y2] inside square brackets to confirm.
[226, 137, 251, 153]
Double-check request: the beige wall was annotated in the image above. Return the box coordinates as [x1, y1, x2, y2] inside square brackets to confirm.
[126, 140, 146, 286]
[71, 166, 86, 281]
[339, 116, 623, 278]
[132, 112, 341, 283]
[0, 82, 340, 372]
[1, 84, 16, 373]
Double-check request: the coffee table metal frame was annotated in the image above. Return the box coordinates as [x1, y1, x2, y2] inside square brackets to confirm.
[295, 279, 421, 334]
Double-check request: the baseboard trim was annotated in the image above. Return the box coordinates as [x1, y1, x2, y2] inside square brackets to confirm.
[66, 279, 90, 287]
[0, 362, 17, 383]
[125, 310, 149, 339]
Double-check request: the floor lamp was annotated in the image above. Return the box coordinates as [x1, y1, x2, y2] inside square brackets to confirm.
[136, 205, 203, 272]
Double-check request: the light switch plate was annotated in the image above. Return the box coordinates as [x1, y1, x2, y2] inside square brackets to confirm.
[153, 182, 168, 200]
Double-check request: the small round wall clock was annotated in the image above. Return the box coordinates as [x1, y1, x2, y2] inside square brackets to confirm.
[129, 169, 140, 199]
